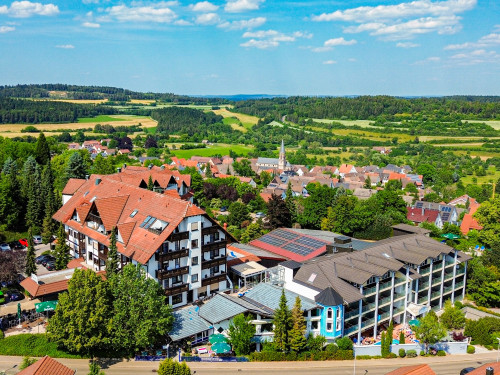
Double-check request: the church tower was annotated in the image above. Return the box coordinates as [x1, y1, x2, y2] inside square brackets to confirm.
[278, 139, 286, 170]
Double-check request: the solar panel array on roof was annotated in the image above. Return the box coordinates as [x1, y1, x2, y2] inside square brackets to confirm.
[415, 202, 423, 208]
[283, 243, 314, 256]
[259, 234, 287, 247]
[442, 206, 451, 212]
[441, 212, 450, 222]
[272, 229, 300, 241]
[296, 236, 325, 248]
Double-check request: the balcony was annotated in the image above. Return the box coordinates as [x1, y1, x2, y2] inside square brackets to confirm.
[168, 231, 189, 242]
[165, 283, 189, 297]
[202, 226, 219, 236]
[202, 240, 227, 253]
[201, 255, 227, 270]
[157, 249, 189, 263]
[156, 266, 189, 281]
[202, 273, 227, 286]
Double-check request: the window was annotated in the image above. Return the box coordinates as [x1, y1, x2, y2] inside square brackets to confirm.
[326, 307, 334, 332]
[214, 232, 219, 241]
[192, 256, 199, 266]
[311, 321, 319, 330]
[175, 258, 180, 268]
[172, 294, 183, 305]
[210, 249, 219, 258]
[192, 274, 199, 283]
[172, 275, 182, 284]
[191, 239, 198, 249]
[210, 265, 219, 275]
[326, 323, 333, 332]
[130, 209, 138, 218]
[336, 308, 341, 332]
[327, 308, 333, 319]
[191, 222, 199, 231]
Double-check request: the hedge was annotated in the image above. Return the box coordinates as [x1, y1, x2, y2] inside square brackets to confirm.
[467, 345, 476, 354]
[0, 334, 82, 358]
[406, 350, 417, 358]
[250, 350, 353, 361]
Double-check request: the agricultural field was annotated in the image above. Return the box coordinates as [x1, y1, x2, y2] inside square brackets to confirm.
[222, 117, 247, 133]
[463, 120, 500, 130]
[460, 166, 500, 184]
[312, 119, 381, 128]
[169, 144, 253, 159]
[307, 125, 413, 143]
[78, 115, 126, 123]
[34, 98, 109, 104]
[212, 108, 258, 130]
[0, 115, 157, 138]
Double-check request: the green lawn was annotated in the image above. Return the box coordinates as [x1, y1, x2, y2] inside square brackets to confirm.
[170, 144, 253, 158]
[463, 120, 500, 130]
[78, 115, 126, 123]
[460, 167, 500, 185]
[0, 334, 83, 358]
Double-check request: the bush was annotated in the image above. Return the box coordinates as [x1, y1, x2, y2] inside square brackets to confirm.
[467, 345, 476, 354]
[399, 348, 406, 358]
[19, 356, 37, 370]
[464, 317, 500, 346]
[436, 350, 446, 356]
[406, 350, 417, 358]
[452, 331, 466, 342]
[399, 331, 405, 344]
[420, 350, 426, 356]
[386, 352, 397, 358]
[0, 334, 82, 358]
[250, 350, 353, 362]
[325, 344, 338, 353]
[336, 337, 353, 351]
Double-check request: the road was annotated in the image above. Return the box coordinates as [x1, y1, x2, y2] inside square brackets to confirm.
[0, 352, 498, 375]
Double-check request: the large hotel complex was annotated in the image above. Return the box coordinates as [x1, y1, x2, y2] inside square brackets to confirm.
[51, 167, 471, 345]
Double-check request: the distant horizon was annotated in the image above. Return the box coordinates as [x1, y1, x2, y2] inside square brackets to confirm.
[1, 0, 499, 96]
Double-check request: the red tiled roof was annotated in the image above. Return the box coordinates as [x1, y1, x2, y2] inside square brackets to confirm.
[385, 364, 436, 375]
[338, 164, 355, 174]
[164, 189, 181, 199]
[67, 258, 87, 269]
[468, 363, 500, 375]
[53, 175, 208, 265]
[17, 356, 75, 375]
[460, 213, 482, 235]
[20, 277, 69, 298]
[117, 222, 136, 246]
[62, 178, 86, 195]
[407, 207, 440, 224]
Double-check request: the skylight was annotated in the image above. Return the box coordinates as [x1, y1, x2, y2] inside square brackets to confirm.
[308, 273, 317, 283]
[139, 216, 151, 228]
[130, 209, 138, 218]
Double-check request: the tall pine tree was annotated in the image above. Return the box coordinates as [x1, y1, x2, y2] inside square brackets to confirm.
[25, 227, 37, 276]
[289, 296, 307, 352]
[35, 132, 51, 166]
[54, 223, 70, 270]
[0, 158, 22, 229]
[273, 289, 292, 352]
[24, 158, 42, 229]
[65, 152, 87, 181]
[106, 228, 119, 278]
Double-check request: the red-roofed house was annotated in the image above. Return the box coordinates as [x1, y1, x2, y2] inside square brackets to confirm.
[53, 174, 234, 308]
[460, 199, 483, 235]
[385, 364, 436, 375]
[17, 356, 75, 375]
[407, 207, 443, 229]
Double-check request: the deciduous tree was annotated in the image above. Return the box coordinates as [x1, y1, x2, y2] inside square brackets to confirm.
[266, 194, 291, 229]
[414, 311, 447, 353]
[228, 313, 256, 355]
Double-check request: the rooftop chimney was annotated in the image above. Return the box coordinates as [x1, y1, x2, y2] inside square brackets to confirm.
[148, 164, 153, 170]
[486, 367, 494, 375]
[85, 175, 89, 180]
[123, 163, 127, 169]
[223, 223, 228, 231]
[117, 167, 121, 173]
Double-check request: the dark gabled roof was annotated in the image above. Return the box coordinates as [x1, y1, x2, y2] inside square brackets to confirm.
[392, 224, 431, 235]
[280, 260, 302, 269]
[314, 287, 344, 306]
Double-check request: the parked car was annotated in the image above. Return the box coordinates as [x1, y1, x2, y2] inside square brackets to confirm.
[255, 212, 266, 219]
[0, 291, 5, 304]
[18, 238, 28, 248]
[6, 290, 24, 302]
[0, 243, 11, 251]
[35, 254, 54, 265]
[220, 206, 228, 212]
[33, 235, 42, 245]
[460, 368, 475, 375]
[42, 256, 55, 267]
[8, 241, 24, 250]
[45, 261, 56, 271]
[0, 280, 14, 288]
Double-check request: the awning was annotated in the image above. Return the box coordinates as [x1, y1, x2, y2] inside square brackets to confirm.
[231, 261, 267, 277]
[441, 233, 460, 240]
[406, 302, 428, 317]
[35, 300, 58, 313]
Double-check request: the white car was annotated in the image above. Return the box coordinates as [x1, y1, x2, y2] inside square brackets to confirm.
[33, 235, 42, 245]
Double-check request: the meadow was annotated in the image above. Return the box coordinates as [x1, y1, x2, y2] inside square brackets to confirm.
[169, 144, 253, 159]
[212, 108, 258, 130]
[78, 115, 126, 123]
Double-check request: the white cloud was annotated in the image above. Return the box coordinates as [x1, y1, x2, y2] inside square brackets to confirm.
[82, 21, 100, 28]
[56, 44, 75, 49]
[449, 49, 500, 65]
[0, 1, 59, 18]
[311, 37, 356, 52]
[103, 3, 177, 23]
[195, 12, 220, 25]
[445, 32, 500, 50]
[312, 0, 475, 40]
[241, 29, 312, 49]
[323, 60, 336, 64]
[82, 0, 100, 4]
[413, 56, 440, 64]
[225, 0, 264, 13]
[397, 42, 420, 47]
[174, 19, 192, 26]
[0, 26, 15, 33]
[189, 1, 218, 12]
[218, 16, 266, 30]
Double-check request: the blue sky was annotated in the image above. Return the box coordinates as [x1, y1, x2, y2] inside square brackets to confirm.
[0, 0, 499, 95]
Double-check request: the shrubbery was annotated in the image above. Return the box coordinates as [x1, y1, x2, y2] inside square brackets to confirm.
[464, 317, 500, 346]
[399, 349, 406, 358]
[436, 350, 446, 356]
[420, 350, 425, 356]
[0, 334, 82, 358]
[467, 345, 476, 354]
[249, 349, 353, 361]
[406, 350, 417, 358]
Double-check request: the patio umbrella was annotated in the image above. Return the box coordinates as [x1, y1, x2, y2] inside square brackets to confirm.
[209, 333, 228, 344]
[17, 303, 21, 323]
[35, 300, 58, 313]
[441, 233, 460, 240]
[409, 319, 420, 327]
[211, 342, 231, 354]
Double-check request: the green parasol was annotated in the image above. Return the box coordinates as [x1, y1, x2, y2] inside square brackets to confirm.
[17, 303, 21, 321]
[211, 342, 231, 354]
[209, 333, 228, 344]
[409, 319, 420, 327]
[35, 300, 58, 313]
[441, 233, 460, 240]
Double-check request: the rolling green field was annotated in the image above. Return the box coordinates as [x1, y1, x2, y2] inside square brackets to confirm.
[78, 115, 127, 123]
[169, 144, 253, 158]
[460, 167, 500, 184]
[463, 120, 500, 130]
[312, 119, 381, 128]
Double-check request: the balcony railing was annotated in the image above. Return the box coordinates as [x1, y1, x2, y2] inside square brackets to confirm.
[201, 255, 227, 270]
[168, 231, 189, 242]
[202, 226, 219, 236]
[202, 240, 227, 253]
[156, 248, 189, 263]
[201, 273, 227, 286]
[165, 283, 189, 297]
[454, 281, 465, 290]
[432, 277, 442, 287]
[345, 325, 359, 335]
[156, 266, 189, 280]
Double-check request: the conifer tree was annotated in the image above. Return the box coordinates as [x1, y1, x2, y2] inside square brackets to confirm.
[105, 228, 119, 278]
[23, 157, 43, 228]
[35, 132, 51, 166]
[65, 152, 87, 181]
[25, 228, 37, 276]
[41, 210, 54, 245]
[289, 296, 307, 352]
[273, 289, 292, 352]
[54, 223, 70, 270]
[147, 175, 154, 191]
